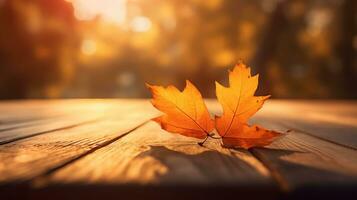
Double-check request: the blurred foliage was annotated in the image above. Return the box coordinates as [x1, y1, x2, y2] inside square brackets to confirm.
[0, 0, 356, 99]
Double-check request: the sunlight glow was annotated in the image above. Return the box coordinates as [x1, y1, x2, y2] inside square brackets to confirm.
[68, 0, 126, 24]
[130, 16, 152, 32]
[81, 39, 97, 55]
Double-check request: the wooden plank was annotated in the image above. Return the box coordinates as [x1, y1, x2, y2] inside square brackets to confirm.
[248, 118, 357, 198]
[0, 116, 64, 132]
[260, 100, 357, 119]
[0, 100, 74, 124]
[208, 100, 357, 198]
[249, 100, 357, 149]
[0, 111, 157, 184]
[0, 99, 140, 124]
[29, 122, 278, 200]
[0, 99, 156, 144]
[1, 99, 356, 199]
[0, 100, 91, 129]
[275, 117, 357, 150]
[0, 109, 98, 132]
[0, 115, 100, 144]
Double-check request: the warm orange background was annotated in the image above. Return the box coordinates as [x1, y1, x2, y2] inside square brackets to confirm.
[0, 0, 356, 99]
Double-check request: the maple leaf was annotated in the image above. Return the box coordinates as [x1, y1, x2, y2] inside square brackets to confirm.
[215, 63, 282, 149]
[147, 80, 214, 139]
[220, 124, 282, 149]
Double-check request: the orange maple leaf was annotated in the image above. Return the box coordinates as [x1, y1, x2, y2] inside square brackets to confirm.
[147, 80, 214, 139]
[215, 63, 282, 149]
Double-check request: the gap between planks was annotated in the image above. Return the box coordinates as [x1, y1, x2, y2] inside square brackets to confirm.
[0, 113, 78, 133]
[0, 100, 156, 145]
[0, 119, 158, 184]
[29, 101, 356, 190]
[27, 122, 277, 200]
[0, 118, 101, 145]
[248, 118, 357, 192]
[277, 123, 357, 151]
[248, 118, 357, 197]
[248, 148, 290, 191]
[31, 120, 150, 181]
[2, 100, 357, 199]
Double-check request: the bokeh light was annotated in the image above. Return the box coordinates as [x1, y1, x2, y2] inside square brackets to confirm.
[81, 39, 97, 55]
[130, 16, 152, 32]
[68, 0, 126, 24]
[0, 0, 356, 99]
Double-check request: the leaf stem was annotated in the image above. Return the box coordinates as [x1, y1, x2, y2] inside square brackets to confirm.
[198, 136, 208, 146]
[198, 133, 222, 146]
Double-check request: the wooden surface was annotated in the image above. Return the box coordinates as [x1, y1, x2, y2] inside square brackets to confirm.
[0, 99, 356, 200]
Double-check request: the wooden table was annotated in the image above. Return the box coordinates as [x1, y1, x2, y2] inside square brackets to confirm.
[0, 99, 356, 200]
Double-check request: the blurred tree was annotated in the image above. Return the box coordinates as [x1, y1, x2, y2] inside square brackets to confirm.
[0, 0, 79, 98]
[252, 0, 288, 96]
[0, 0, 355, 99]
[338, 0, 357, 98]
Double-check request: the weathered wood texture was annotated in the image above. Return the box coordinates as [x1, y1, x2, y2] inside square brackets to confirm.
[0, 99, 356, 200]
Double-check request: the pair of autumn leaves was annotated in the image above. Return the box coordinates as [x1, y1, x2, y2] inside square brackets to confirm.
[147, 63, 283, 149]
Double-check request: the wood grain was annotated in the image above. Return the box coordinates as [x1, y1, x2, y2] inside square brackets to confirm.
[0, 100, 80, 124]
[0, 101, 157, 183]
[0, 99, 157, 144]
[0, 116, 64, 132]
[0, 99, 356, 200]
[0, 115, 100, 145]
[249, 118, 357, 198]
[0, 99, 151, 124]
[209, 100, 357, 198]
[254, 100, 357, 149]
[31, 122, 278, 199]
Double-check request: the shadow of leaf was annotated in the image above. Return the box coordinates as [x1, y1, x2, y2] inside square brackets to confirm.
[251, 148, 357, 199]
[130, 145, 277, 185]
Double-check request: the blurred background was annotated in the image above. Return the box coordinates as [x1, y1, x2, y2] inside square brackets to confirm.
[0, 0, 356, 99]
